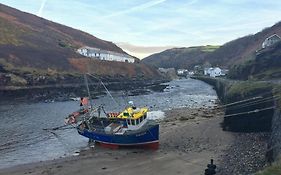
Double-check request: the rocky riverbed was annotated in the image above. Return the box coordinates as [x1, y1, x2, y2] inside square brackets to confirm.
[217, 132, 270, 175]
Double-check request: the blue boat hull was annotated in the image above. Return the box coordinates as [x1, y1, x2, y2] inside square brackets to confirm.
[77, 124, 159, 148]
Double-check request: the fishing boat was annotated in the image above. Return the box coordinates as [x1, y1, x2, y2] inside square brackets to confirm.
[63, 73, 159, 149]
[77, 104, 159, 149]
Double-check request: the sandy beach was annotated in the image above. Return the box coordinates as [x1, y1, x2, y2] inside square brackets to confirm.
[0, 107, 268, 175]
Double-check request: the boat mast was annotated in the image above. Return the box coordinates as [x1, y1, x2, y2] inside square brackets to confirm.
[84, 74, 92, 107]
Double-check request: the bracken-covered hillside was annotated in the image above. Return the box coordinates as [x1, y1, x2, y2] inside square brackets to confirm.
[142, 46, 219, 69]
[228, 41, 281, 80]
[142, 22, 281, 73]
[205, 21, 281, 66]
[0, 4, 161, 87]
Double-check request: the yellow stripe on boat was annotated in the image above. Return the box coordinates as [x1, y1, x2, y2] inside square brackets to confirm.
[109, 107, 148, 119]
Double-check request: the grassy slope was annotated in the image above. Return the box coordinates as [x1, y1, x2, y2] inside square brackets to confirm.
[228, 42, 281, 80]
[205, 21, 281, 67]
[142, 45, 220, 69]
[0, 4, 160, 86]
[143, 21, 281, 81]
[205, 21, 281, 80]
[69, 58, 160, 79]
[0, 4, 126, 71]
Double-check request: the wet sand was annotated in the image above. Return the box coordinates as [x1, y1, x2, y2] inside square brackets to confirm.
[0, 107, 268, 175]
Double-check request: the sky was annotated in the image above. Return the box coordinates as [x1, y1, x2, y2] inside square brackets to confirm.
[0, 0, 281, 58]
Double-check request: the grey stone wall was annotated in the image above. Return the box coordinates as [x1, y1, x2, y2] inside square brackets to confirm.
[270, 106, 281, 161]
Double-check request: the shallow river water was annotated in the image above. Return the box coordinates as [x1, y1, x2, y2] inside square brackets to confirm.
[0, 78, 217, 169]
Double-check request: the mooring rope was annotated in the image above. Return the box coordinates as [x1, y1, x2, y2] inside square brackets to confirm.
[87, 73, 121, 108]
[224, 106, 276, 117]
[225, 95, 280, 111]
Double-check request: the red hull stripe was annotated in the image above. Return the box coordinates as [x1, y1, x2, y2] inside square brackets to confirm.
[95, 140, 159, 146]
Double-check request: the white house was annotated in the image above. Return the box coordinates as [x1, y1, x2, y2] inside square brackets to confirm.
[177, 69, 188, 76]
[204, 67, 223, 77]
[262, 34, 281, 49]
[210, 67, 222, 77]
[188, 71, 195, 75]
[77, 46, 135, 63]
[204, 68, 211, 76]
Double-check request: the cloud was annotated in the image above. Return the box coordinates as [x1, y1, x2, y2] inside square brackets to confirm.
[37, 0, 47, 17]
[4, 0, 281, 50]
[102, 0, 167, 19]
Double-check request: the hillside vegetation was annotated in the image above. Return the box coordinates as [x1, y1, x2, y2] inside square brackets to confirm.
[142, 45, 219, 69]
[228, 42, 281, 80]
[142, 22, 281, 80]
[0, 4, 160, 87]
[205, 22, 281, 66]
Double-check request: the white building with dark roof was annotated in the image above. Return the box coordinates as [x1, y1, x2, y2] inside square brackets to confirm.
[177, 69, 188, 76]
[77, 46, 135, 63]
[204, 67, 223, 77]
[262, 34, 281, 49]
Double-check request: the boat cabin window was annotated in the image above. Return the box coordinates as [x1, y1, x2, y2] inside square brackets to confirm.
[136, 118, 139, 125]
[143, 114, 147, 120]
[127, 119, 131, 125]
[140, 117, 143, 123]
[133, 119, 137, 125]
[123, 112, 129, 117]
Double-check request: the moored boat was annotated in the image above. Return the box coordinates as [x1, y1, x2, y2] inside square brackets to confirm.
[77, 105, 159, 149]
[64, 74, 160, 149]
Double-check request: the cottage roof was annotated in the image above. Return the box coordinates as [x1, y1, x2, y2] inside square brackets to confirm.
[265, 34, 281, 41]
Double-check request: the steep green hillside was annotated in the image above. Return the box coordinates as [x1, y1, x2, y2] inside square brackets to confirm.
[142, 22, 281, 77]
[142, 45, 219, 69]
[228, 42, 281, 80]
[205, 22, 281, 66]
[0, 4, 126, 71]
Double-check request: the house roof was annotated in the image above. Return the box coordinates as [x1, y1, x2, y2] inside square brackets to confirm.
[265, 34, 281, 40]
